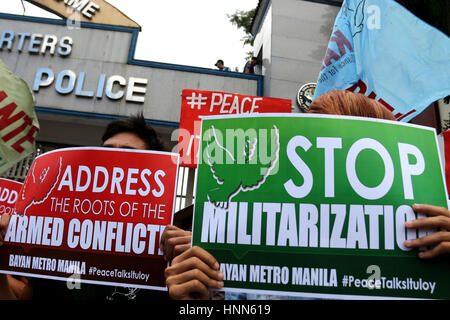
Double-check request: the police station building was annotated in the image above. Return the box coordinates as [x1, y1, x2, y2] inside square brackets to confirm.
[0, 0, 447, 209]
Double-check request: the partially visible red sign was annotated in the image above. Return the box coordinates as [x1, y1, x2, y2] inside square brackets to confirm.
[0, 147, 179, 290]
[0, 178, 22, 216]
[178, 89, 292, 167]
[444, 130, 450, 196]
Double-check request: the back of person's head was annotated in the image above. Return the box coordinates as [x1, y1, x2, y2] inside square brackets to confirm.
[307, 90, 396, 121]
[101, 113, 164, 151]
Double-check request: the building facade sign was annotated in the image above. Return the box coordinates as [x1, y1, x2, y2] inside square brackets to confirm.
[25, 0, 141, 28]
[0, 13, 261, 127]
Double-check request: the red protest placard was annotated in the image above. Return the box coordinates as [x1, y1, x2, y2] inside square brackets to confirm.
[178, 89, 292, 167]
[0, 178, 22, 216]
[0, 147, 179, 290]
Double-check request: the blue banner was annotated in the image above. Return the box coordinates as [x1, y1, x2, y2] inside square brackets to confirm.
[314, 0, 450, 122]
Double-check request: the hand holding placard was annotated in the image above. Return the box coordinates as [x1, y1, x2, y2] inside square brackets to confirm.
[165, 246, 224, 300]
[0, 213, 9, 247]
[159, 225, 192, 262]
[404, 204, 450, 258]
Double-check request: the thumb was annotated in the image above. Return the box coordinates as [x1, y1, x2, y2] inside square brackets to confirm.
[0, 214, 11, 238]
[0, 213, 11, 228]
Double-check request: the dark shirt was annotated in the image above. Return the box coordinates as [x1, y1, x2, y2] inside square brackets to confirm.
[243, 61, 256, 74]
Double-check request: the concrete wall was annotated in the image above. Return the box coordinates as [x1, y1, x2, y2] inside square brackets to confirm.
[253, 4, 273, 98]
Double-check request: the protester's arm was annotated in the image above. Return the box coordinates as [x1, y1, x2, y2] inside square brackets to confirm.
[0, 275, 32, 300]
[0, 274, 16, 300]
[0, 214, 16, 299]
[160, 225, 192, 262]
[165, 246, 224, 300]
[6, 275, 32, 300]
[0, 214, 9, 247]
[404, 204, 450, 258]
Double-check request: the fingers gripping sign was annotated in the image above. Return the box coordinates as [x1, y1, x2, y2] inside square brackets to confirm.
[159, 225, 192, 262]
[0, 213, 11, 246]
[165, 246, 224, 300]
[404, 204, 450, 259]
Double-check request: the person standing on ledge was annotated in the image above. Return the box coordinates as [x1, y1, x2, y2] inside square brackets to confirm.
[214, 59, 231, 72]
[243, 56, 259, 74]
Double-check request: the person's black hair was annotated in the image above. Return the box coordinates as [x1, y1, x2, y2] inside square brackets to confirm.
[101, 113, 164, 151]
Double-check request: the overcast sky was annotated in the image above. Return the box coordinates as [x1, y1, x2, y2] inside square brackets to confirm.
[0, 0, 258, 71]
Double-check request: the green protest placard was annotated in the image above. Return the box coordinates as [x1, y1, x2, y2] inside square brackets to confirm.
[0, 59, 39, 174]
[192, 113, 449, 299]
